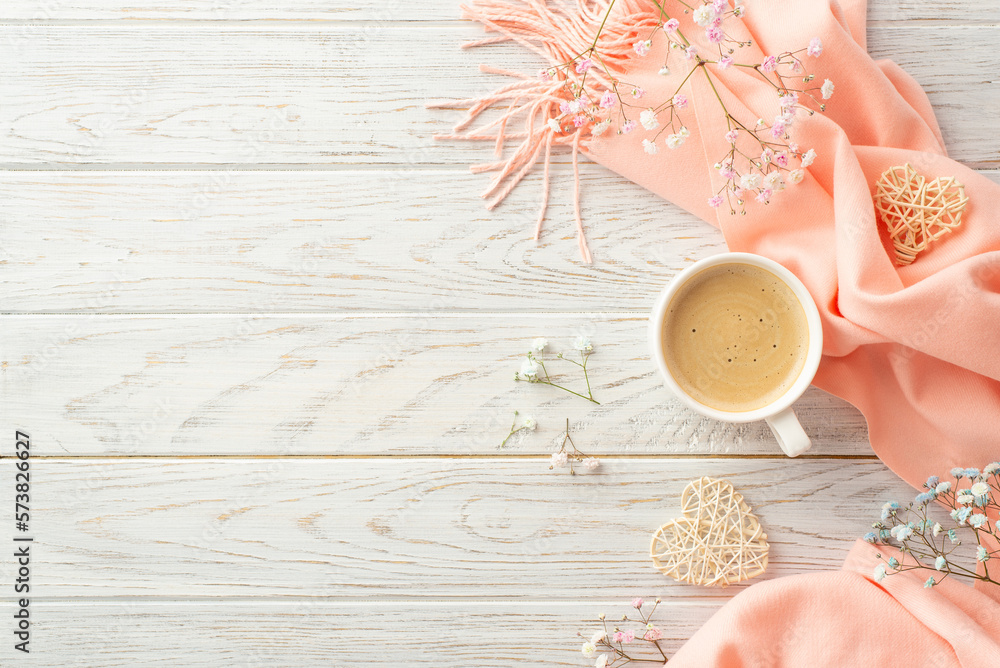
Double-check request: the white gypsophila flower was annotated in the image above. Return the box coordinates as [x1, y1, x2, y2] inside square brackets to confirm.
[595, 655, 609, 668]
[639, 108, 659, 130]
[936, 481, 952, 494]
[574, 336, 593, 352]
[788, 168, 805, 185]
[874, 564, 887, 582]
[642, 138, 659, 155]
[957, 493, 975, 505]
[590, 631, 605, 644]
[591, 120, 611, 137]
[821, 79, 835, 99]
[551, 451, 569, 468]
[520, 358, 540, 379]
[531, 337, 548, 352]
[971, 481, 990, 500]
[583, 457, 600, 471]
[801, 148, 817, 167]
[740, 173, 762, 190]
[581, 642, 597, 658]
[522, 416, 537, 431]
[764, 172, 786, 192]
[932, 522, 942, 537]
[935, 555, 947, 571]
[693, 4, 716, 26]
[665, 133, 686, 149]
[547, 117, 562, 133]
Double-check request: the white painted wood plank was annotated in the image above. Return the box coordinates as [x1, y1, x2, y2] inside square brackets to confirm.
[2, 169, 997, 314]
[1, 315, 870, 456]
[0, 458, 903, 599]
[0, 168, 727, 312]
[0, 600, 718, 666]
[1, 25, 997, 167]
[1, 0, 995, 23]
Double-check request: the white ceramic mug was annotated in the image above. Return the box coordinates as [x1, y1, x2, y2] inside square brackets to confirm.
[648, 252, 823, 457]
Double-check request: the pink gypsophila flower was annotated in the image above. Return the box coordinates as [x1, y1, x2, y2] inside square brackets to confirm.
[573, 114, 586, 128]
[600, 90, 616, 109]
[775, 152, 789, 168]
[685, 46, 698, 60]
[665, 18, 680, 32]
[718, 56, 733, 69]
[633, 40, 651, 57]
[575, 58, 593, 73]
[770, 122, 786, 139]
[631, 597, 644, 608]
[559, 101, 571, 115]
[631, 87, 645, 99]
[538, 68, 552, 82]
[761, 55, 777, 73]
[706, 26, 723, 44]
[644, 626, 664, 641]
[708, 194, 724, 208]
[621, 119, 636, 134]
[756, 189, 772, 203]
[725, 129, 739, 144]
[673, 94, 688, 109]
[808, 37, 823, 57]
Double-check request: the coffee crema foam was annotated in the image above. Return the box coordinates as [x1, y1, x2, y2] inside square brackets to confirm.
[662, 263, 809, 412]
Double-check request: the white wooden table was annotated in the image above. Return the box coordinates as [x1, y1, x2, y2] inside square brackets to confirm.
[1, 2, 997, 665]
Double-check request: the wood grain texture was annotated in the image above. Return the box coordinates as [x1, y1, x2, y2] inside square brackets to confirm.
[0, 315, 870, 456]
[1, 0, 996, 23]
[1, 24, 997, 167]
[0, 600, 719, 666]
[2, 169, 997, 313]
[0, 168, 727, 312]
[0, 458, 906, 599]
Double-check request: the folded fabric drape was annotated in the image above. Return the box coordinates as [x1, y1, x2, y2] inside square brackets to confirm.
[667, 540, 1000, 666]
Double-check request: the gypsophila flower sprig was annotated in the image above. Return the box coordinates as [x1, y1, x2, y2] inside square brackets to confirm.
[542, 0, 832, 216]
[515, 337, 600, 404]
[551, 419, 600, 475]
[865, 463, 1000, 588]
[578, 597, 669, 667]
[499, 410, 537, 448]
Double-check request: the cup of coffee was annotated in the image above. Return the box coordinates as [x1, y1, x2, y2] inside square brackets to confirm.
[648, 252, 823, 457]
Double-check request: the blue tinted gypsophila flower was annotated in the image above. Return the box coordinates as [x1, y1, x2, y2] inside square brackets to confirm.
[864, 531, 878, 544]
[951, 467, 966, 479]
[924, 576, 936, 588]
[935, 481, 952, 494]
[891, 525, 913, 541]
[984, 462, 1000, 476]
[977, 546, 990, 562]
[926, 475, 940, 489]
[951, 507, 973, 524]
[880, 501, 900, 521]
[969, 513, 988, 529]
[947, 529, 958, 543]
[934, 555, 947, 571]
[914, 492, 936, 505]
[888, 557, 900, 569]
[964, 468, 981, 480]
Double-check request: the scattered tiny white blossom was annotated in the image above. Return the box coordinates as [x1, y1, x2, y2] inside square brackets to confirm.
[551, 451, 569, 468]
[935, 555, 947, 571]
[574, 336, 593, 352]
[740, 173, 762, 190]
[595, 655, 609, 668]
[590, 631, 605, 644]
[978, 546, 990, 562]
[531, 337, 548, 352]
[581, 642, 597, 658]
[874, 564, 887, 583]
[788, 168, 805, 185]
[547, 118, 562, 133]
[520, 358, 540, 379]
[522, 416, 537, 431]
[642, 138, 659, 155]
[801, 148, 817, 167]
[591, 120, 611, 137]
[583, 457, 600, 471]
[633, 40, 651, 57]
[821, 79, 835, 100]
[693, 4, 716, 26]
[639, 109, 659, 131]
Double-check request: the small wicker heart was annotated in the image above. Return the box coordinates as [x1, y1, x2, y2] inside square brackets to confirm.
[650, 477, 768, 587]
[874, 163, 968, 266]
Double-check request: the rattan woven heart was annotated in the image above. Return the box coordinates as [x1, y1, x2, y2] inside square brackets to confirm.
[650, 477, 768, 587]
[874, 163, 968, 266]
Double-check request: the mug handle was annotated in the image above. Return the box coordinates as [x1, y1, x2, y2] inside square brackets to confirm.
[765, 407, 812, 458]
